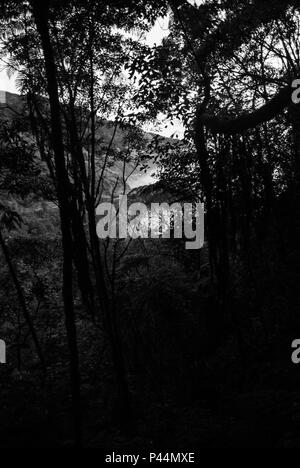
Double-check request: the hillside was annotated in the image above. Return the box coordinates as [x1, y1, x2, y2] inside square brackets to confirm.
[0, 90, 174, 198]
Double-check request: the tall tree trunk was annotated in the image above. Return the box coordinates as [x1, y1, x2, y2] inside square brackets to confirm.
[289, 102, 300, 188]
[287, 101, 300, 264]
[31, 0, 82, 446]
[67, 96, 131, 419]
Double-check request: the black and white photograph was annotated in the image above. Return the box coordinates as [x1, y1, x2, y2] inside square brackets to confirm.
[0, 0, 300, 451]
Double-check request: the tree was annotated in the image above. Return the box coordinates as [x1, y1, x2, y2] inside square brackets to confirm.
[0, 0, 168, 442]
[127, 0, 300, 352]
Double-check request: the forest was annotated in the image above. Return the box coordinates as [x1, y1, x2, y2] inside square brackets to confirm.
[0, 0, 300, 450]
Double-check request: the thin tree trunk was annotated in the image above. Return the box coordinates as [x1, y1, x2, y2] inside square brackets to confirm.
[31, 0, 82, 446]
[67, 97, 131, 420]
[289, 102, 300, 188]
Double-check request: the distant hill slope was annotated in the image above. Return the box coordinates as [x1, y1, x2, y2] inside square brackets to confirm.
[0, 90, 175, 197]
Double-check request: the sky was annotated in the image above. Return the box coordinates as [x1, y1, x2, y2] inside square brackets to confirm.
[0, 68, 16, 93]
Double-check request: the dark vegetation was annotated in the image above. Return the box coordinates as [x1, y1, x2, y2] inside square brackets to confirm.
[0, 0, 300, 448]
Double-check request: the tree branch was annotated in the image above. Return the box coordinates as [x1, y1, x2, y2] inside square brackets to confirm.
[197, 85, 291, 134]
